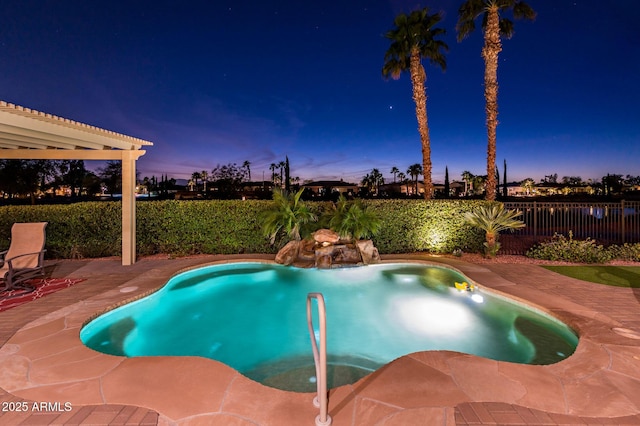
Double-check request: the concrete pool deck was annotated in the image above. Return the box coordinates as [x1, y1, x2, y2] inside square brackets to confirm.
[0, 254, 639, 425]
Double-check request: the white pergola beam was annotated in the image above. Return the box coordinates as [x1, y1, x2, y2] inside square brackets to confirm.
[1, 149, 146, 161]
[0, 124, 109, 150]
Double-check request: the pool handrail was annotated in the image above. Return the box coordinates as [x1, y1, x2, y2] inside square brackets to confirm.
[306, 293, 332, 426]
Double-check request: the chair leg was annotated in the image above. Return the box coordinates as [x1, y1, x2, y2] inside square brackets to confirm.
[1, 269, 42, 295]
[11, 281, 37, 294]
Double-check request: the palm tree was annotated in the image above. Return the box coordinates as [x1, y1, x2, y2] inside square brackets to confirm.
[328, 195, 381, 242]
[464, 204, 525, 257]
[397, 172, 409, 194]
[390, 166, 400, 183]
[269, 163, 277, 184]
[261, 188, 317, 243]
[369, 168, 384, 195]
[457, 0, 536, 201]
[407, 163, 422, 196]
[383, 8, 448, 200]
[191, 171, 201, 191]
[242, 160, 251, 181]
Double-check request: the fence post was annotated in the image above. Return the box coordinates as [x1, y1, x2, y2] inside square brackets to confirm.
[533, 201, 537, 242]
[621, 200, 625, 244]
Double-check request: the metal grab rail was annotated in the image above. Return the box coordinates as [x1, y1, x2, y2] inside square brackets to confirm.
[306, 293, 332, 426]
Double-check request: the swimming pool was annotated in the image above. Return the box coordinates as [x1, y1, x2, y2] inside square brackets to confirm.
[81, 262, 578, 392]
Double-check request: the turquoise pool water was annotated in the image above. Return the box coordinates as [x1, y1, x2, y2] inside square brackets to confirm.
[81, 262, 578, 392]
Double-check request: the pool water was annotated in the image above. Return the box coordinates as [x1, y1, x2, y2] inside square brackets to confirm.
[81, 262, 578, 392]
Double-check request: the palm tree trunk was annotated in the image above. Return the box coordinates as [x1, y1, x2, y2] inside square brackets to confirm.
[409, 48, 433, 200]
[485, 231, 496, 258]
[482, 6, 501, 201]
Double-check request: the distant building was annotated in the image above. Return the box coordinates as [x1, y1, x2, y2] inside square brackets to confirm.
[301, 180, 358, 197]
[240, 181, 275, 199]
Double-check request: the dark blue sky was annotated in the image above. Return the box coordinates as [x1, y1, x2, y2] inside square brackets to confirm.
[1, 0, 639, 184]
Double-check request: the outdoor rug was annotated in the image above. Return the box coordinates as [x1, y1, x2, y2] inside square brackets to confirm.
[0, 278, 85, 313]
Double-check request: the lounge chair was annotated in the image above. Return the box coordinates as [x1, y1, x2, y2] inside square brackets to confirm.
[0, 222, 48, 293]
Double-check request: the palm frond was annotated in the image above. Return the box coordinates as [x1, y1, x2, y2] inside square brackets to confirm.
[383, 7, 448, 76]
[260, 188, 317, 244]
[464, 204, 525, 234]
[457, 0, 535, 39]
[513, 1, 537, 20]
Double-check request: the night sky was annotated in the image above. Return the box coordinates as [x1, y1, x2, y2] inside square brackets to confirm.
[1, 0, 638, 185]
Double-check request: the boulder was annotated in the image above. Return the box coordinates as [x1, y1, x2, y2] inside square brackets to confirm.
[297, 239, 317, 261]
[275, 240, 300, 265]
[274, 235, 380, 268]
[314, 244, 335, 259]
[334, 245, 361, 264]
[312, 228, 340, 244]
[316, 254, 332, 269]
[356, 240, 380, 265]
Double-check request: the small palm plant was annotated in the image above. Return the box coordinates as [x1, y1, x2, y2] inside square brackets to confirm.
[328, 196, 381, 242]
[464, 204, 525, 258]
[261, 188, 317, 244]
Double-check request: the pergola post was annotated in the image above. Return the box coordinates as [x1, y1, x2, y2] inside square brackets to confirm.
[121, 150, 137, 266]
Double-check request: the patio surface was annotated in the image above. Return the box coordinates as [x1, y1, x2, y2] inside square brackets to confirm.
[0, 253, 639, 425]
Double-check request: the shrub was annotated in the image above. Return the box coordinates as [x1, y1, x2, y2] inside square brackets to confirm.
[526, 231, 613, 263]
[607, 243, 640, 262]
[367, 199, 486, 254]
[137, 200, 278, 255]
[0, 199, 489, 258]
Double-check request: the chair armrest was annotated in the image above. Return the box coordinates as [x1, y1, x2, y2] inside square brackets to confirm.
[4, 250, 47, 270]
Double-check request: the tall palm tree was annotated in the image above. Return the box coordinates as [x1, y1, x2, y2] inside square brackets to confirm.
[397, 172, 409, 194]
[370, 168, 384, 195]
[457, 0, 536, 201]
[390, 166, 400, 183]
[269, 163, 277, 184]
[242, 160, 251, 181]
[191, 171, 201, 191]
[407, 163, 422, 196]
[383, 8, 448, 200]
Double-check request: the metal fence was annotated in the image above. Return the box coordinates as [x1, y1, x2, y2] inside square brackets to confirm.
[500, 201, 640, 255]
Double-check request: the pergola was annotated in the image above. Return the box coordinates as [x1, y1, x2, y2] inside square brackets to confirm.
[0, 100, 153, 266]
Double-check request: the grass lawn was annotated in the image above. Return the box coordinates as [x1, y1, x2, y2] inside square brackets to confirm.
[542, 265, 640, 288]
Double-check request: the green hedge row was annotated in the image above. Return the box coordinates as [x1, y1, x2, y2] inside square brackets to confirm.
[0, 199, 487, 258]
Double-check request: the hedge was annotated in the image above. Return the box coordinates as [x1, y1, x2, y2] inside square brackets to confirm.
[0, 199, 487, 258]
